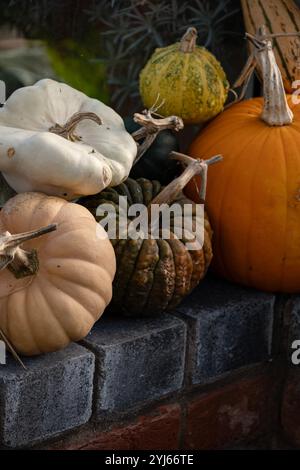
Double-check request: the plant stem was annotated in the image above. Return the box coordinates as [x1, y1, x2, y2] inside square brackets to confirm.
[132, 111, 184, 162]
[179, 27, 197, 53]
[0, 224, 57, 279]
[151, 152, 222, 207]
[49, 112, 102, 142]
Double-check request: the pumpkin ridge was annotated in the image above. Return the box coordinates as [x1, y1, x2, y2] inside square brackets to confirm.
[39, 275, 94, 345]
[136, 178, 154, 206]
[166, 238, 193, 309]
[123, 239, 159, 314]
[45, 271, 102, 323]
[243, 130, 275, 288]
[278, 127, 300, 290]
[277, 127, 289, 290]
[111, 240, 129, 306]
[115, 239, 143, 309]
[144, 238, 175, 314]
[141, 53, 175, 114]
[157, 55, 186, 117]
[43, 259, 113, 303]
[282, 0, 299, 30]
[23, 280, 55, 354]
[190, 53, 208, 121]
[211, 125, 270, 280]
[6, 288, 40, 354]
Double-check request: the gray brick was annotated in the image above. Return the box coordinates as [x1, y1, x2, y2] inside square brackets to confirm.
[82, 315, 186, 415]
[289, 297, 300, 342]
[0, 343, 94, 448]
[287, 297, 300, 365]
[175, 276, 275, 384]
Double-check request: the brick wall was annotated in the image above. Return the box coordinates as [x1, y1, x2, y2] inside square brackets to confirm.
[0, 275, 298, 449]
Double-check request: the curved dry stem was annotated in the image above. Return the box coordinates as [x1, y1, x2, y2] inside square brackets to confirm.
[132, 110, 184, 162]
[49, 112, 102, 142]
[0, 223, 57, 279]
[151, 151, 222, 206]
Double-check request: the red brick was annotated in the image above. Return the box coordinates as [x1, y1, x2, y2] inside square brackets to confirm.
[46, 404, 181, 450]
[184, 373, 272, 449]
[281, 371, 300, 447]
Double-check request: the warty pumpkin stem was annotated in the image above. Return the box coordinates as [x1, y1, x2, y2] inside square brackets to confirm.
[179, 27, 198, 53]
[132, 110, 184, 162]
[49, 112, 102, 142]
[0, 223, 57, 279]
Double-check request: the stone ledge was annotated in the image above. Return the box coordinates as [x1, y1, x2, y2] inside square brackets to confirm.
[82, 315, 186, 417]
[0, 276, 279, 449]
[175, 276, 275, 384]
[0, 343, 94, 448]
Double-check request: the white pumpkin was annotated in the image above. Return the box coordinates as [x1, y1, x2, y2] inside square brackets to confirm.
[0, 79, 138, 200]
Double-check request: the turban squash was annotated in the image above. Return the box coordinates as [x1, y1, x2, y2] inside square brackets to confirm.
[0, 192, 115, 356]
[81, 153, 220, 316]
[186, 27, 300, 293]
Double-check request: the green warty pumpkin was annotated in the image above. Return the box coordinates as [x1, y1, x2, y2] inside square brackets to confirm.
[80, 166, 213, 316]
[139, 27, 229, 125]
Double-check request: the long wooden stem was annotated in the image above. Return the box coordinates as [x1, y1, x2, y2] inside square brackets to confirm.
[151, 152, 222, 207]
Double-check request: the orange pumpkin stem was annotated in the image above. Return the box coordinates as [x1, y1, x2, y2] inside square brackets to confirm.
[0, 223, 57, 279]
[179, 27, 198, 53]
[227, 25, 300, 125]
[253, 26, 294, 126]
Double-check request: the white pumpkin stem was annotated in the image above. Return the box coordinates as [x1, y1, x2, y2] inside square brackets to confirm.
[132, 110, 184, 162]
[179, 27, 198, 53]
[49, 112, 102, 142]
[150, 151, 223, 206]
[0, 223, 57, 279]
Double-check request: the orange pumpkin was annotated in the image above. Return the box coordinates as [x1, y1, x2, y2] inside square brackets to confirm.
[0, 192, 115, 355]
[186, 28, 300, 293]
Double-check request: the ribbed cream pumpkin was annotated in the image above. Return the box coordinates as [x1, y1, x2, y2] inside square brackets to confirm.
[186, 28, 300, 293]
[0, 192, 115, 355]
[139, 27, 229, 124]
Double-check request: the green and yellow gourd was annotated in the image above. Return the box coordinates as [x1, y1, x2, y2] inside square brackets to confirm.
[80, 153, 218, 316]
[139, 27, 229, 124]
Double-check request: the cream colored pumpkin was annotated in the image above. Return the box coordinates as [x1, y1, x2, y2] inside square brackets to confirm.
[0, 79, 137, 200]
[0, 192, 115, 356]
